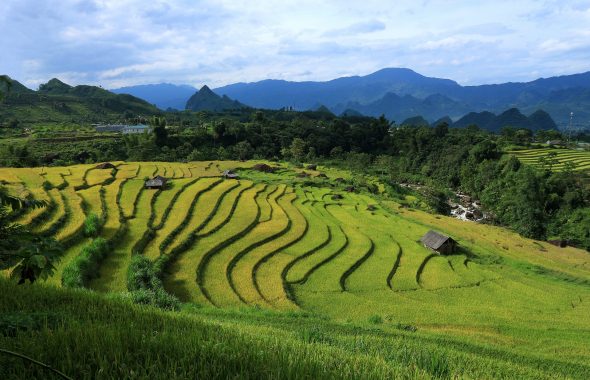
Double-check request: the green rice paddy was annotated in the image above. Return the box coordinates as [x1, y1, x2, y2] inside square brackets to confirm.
[509, 147, 590, 171]
[1, 160, 589, 379]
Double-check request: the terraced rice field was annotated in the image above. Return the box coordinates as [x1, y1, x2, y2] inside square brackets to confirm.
[1, 161, 590, 368]
[509, 147, 590, 171]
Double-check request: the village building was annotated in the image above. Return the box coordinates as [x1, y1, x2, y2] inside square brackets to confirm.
[94, 124, 126, 133]
[145, 175, 168, 189]
[94, 124, 151, 134]
[222, 170, 239, 179]
[122, 124, 151, 134]
[420, 230, 457, 254]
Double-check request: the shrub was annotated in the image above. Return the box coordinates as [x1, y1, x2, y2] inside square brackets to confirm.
[61, 238, 109, 288]
[83, 213, 101, 237]
[126, 255, 180, 311]
[127, 254, 158, 291]
[126, 288, 180, 311]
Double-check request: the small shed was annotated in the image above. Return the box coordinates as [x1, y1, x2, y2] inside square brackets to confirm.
[548, 239, 568, 248]
[145, 175, 168, 189]
[123, 124, 151, 134]
[420, 230, 457, 254]
[252, 163, 276, 173]
[95, 162, 115, 169]
[222, 170, 239, 179]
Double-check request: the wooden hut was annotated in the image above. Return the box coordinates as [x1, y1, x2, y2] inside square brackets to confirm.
[252, 163, 276, 173]
[420, 230, 457, 254]
[548, 239, 568, 248]
[222, 170, 239, 179]
[95, 162, 115, 169]
[145, 175, 168, 189]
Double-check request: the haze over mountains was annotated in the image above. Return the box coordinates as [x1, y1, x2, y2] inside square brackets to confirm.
[112, 68, 590, 129]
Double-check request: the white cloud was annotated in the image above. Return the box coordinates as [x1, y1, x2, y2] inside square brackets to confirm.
[0, 0, 588, 89]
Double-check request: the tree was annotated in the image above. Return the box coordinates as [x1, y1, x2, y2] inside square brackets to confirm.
[330, 146, 344, 159]
[0, 188, 62, 284]
[374, 155, 395, 177]
[234, 141, 253, 160]
[289, 138, 307, 162]
[0, 75, 11, 102]
[153, 125, 168, 147]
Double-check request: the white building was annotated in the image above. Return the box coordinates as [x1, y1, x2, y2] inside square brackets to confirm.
[122, 124, 151, 134]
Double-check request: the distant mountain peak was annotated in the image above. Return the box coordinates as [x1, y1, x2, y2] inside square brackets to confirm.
[199, 84, 214, 93]
[185, 85, 248, 112]
[39, 78, 73, 94]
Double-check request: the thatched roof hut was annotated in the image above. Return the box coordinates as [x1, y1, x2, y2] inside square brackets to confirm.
[95, 162, 116, 169]
[222, 169, 239, 179]
[420, 230, 457, 254]
[548, 239, 568, 248]
[252, 163, 276, 173]
[145, 175, 168, 189]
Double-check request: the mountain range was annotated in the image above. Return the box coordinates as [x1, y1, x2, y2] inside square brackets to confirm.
[112, 68, 590, 130]
[412, 108, 558, 132]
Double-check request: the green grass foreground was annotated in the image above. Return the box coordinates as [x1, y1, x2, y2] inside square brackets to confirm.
[1, 278, 588, 380]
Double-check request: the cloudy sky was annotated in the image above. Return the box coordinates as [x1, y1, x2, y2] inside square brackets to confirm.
[1, 0, 589, 89]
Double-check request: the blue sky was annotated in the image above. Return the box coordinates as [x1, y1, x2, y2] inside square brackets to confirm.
[1, 0, 589, 89]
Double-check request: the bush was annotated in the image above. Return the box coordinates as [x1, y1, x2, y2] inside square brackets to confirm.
[126, 255, 180, 311]
[61, 238, 109, 288]
[127, 254, 158, 291]
[127, 288, 181, 311]
[84, 213, 101, 237]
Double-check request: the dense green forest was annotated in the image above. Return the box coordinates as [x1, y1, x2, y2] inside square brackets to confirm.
[1, 106, 589, 251]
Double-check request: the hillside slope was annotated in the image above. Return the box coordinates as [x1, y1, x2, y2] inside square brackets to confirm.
[1, 161, 589, 378]
[0, 77, 159, 126]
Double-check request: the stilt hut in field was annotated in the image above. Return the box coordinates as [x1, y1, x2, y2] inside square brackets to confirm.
[95, 162, 116, 169]
[145, 175, 168, 189]
[420, 230, 457, 254]
[222, 170, 239, 179]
